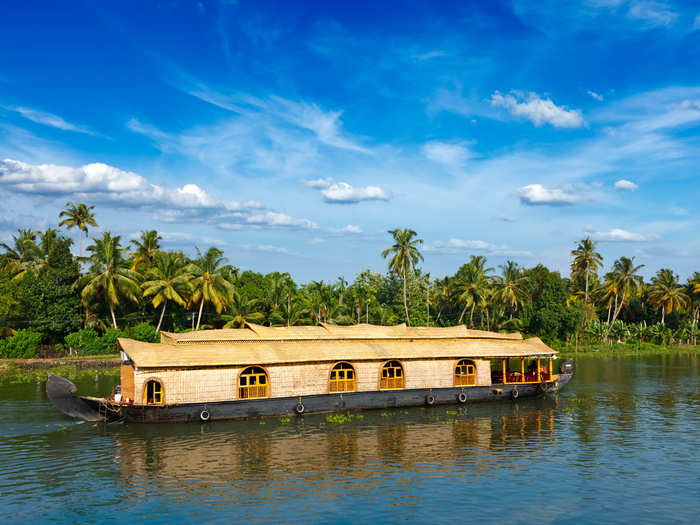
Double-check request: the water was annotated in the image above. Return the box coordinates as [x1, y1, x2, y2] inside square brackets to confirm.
[1, 354, 698, 524]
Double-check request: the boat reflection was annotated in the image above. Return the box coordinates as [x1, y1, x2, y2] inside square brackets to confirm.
[115, 400, 560, 488]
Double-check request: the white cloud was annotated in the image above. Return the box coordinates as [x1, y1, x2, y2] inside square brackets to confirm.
[239, 244, 290, 254]
[614, 179, 639, 190]
[184, 86, 369, 153]
[412, 50, 448, 61]
[301, 177, 333, 189]
[493, 215, 517, 222]
[587, 91, 604, 101]
[301, 177, 389, 204]
[341, 224, 362, 233]
[627, 1, 677, 28]
[587, 228, 660, 242]
[422, 141, 473, 168]
[3, 106, 95, 135]
[425, 238, 532, 256]
[515, 184, 583, 206]
[321, 182, 389, 203]
[0, 158, 316, 231]
[490, 91, 585, 128]
[308, 237, 325, 245]
[157, 231, 228, 246]
[670, 206, 688, 216]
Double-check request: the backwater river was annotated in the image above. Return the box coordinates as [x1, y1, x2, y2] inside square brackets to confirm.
[0, 354, 698, 524]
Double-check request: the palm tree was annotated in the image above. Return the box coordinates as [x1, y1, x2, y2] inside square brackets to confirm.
[648, 268, 688, 324]
[493, 261, 525, 319]
[603, 256, 644, 339]
[0, 229, 40, 279]
[570, 237, 603, 305]
[687, 272, 700, 329]
[58, 202, 98, 258]
[142, 252, 191, 333]
[381, 228, 423, 326]
[186, 247, 235, 330]
[455, 255, 493, 327]
[131, 230, 162, 270]
[221, 291, 265, 328]
[80, 232, 142, 329]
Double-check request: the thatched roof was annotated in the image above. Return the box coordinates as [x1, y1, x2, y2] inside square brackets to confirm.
[160, 322, 523, 344]
[120, 323, 555, 368]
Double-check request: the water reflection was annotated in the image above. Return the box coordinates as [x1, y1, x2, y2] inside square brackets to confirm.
[114, 401, 560, 488]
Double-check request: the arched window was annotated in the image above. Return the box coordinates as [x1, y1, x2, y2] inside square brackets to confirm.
[380, 360, 405, 390]
[455, 359, 476, 386]
[239, 366, 269, 399]
[143, 379, 164, 405]
[329, 362, 356, 393]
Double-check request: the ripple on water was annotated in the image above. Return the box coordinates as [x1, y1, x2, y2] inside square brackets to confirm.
[1, 356, 699, 523]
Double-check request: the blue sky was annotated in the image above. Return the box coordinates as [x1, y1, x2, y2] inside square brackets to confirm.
[1, 0, 699, 282]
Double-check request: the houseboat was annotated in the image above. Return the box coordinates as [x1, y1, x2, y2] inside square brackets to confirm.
[47, 323, 573, 423]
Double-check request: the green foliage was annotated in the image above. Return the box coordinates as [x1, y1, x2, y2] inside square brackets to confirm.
[128, 322, 159, 343]
[65, 328, 107, 355]
[1, 221, 699, 357]
[0, 329, 42, 358]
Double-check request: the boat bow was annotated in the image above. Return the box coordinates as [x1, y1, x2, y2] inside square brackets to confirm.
[46, 373, 104, 422]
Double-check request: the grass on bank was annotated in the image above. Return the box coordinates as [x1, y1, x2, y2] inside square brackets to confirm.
[0, 363, 120, 384]
[557, 342, 698, 358]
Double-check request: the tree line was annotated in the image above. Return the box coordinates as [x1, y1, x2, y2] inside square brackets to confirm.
[0, 203, 698, 357]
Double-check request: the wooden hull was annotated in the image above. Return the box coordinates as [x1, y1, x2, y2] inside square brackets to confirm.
[51, 372, 573, 424]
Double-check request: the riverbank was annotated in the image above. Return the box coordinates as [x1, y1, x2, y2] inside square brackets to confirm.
[558, 343, 698, 358]
[0, 354, 120, 383]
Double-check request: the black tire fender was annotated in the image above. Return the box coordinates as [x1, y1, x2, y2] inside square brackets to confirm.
[200, 409, 210, 422]
[512, 387, 519, 400]
[295, 403, 305, 414]
[426, 394, 436, 406]
[458, 392, 468, 403]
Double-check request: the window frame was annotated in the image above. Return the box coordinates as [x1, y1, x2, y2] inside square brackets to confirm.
[379, 360, 405, 390]
[329, 361, 357, 393]
[238, 365, 270, 399]
[143, 378, 165, 405]
[454, 359, 477, 386]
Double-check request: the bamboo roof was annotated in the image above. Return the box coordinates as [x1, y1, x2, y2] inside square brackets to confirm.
[120, 324, 555, 368]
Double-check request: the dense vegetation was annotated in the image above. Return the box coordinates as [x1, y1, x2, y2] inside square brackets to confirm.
[1, 205, 698, 358]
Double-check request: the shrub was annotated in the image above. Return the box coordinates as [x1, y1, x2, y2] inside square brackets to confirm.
[102, 328, 127, 353]
[129, 323, 158, 343]
[0, 329, 42, 358]
[65, 328, 106, 356]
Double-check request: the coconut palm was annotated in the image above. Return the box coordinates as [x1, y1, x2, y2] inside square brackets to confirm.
[648, 268, 688, 324]
[493, 261, 526, 319]
[687, 272, 700, 329]
[58, 202, 98, 258]
[80, 232, 142, 329]
[142, 252, 191, 333]
[455, 255, 493, 327]
[131, 230, 162, 271]
[221, 291, 265, 328]
[382, 228, 424, 326]
[186, 247, 235, 330]
[0, 229, 40, 279]
[570, 237, 603, 305]
[604, 256, 644, 338]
